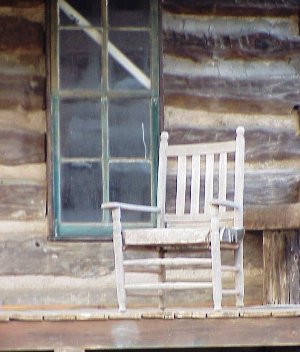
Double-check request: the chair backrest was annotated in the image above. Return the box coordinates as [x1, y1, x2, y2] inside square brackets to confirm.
[156, 127, 245, 229]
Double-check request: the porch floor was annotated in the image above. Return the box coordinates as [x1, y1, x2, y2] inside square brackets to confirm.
[2, 305, 300, 350]
[1, 303, 300, 321]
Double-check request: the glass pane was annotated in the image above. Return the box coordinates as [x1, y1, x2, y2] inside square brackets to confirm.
[108, 0, 150, 27]
[108, 31, 150, 90]
[60, 99, 101, 158]
[59, 0, 102, 27]
[59, 30, 101, 90]
[109, 163, 151, 221]
[109, 98, 150, 158]
[61, 162, 102, 222]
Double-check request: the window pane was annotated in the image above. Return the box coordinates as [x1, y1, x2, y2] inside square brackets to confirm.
[109, 98, 150, 158]
[108, 31, 150, 90]
[60, 99, 101, 158]
[108, 0, 150, 27]
[59, 0, 102, 27]
[109, 163, 151, 221]
[59, 30, 101, 90]
[61, 162, 102, 222]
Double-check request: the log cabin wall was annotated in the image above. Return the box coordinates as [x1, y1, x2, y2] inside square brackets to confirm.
[1, 0, 299, 307]
[162, 0, 300, 305]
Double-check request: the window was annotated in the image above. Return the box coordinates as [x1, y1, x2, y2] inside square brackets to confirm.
[49, 0, 160, 239]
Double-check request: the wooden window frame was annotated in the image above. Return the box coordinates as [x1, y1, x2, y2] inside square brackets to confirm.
[46, 0, 161, 240]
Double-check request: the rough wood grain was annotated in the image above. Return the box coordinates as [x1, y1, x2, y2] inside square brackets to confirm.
[0, 53, 45, 76]
[168, 127, 300, 162]
[3, 316, 300, 350]
[0, 109, 46, 133]
[164, 75, 300, 115]
[0, 181, 46, 220]
[245, 204, 300, 230]
[0, 74, 44, 110]
[163, 0, 300, 17]
[166, 169, 300, 212]
[0, 128, 45, 165]
[263, 230, 300, 305]
[0, 0, 44, 7]
[0, 234, 114, 277]
[164, 32, 300, 61]
[0, 16, 44, 53]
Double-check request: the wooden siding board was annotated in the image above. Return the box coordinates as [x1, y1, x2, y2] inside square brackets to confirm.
[0, 182, 46, 220]
[168, 127, 300, 163]
[0, 0, 44, 7]
[164, 75, 300, 115]
[166, 169, 300, 212]
[4, 317, 300, 349]
[164, 32, 300, 61]
[0, 129, 45, 165]
[0, 74, 44, 110]
[163, 0, 300, 17]
[0, 16, 44, 52]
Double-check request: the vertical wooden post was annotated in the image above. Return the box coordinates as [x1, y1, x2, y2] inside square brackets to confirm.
[263, 230, 300, 305]
[156, 131, 169, 228]
[234, 126, 245, 307]
[112, 207, 126, 312]
[211, 205, 222, 311]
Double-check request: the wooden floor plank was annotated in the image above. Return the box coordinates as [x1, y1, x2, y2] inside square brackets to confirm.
[2, 316, 300, 349]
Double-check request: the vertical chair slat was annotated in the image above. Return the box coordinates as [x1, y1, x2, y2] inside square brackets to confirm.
[204, 154, 214, 213]
[191, 155, 201, 215]
[176, 155, 187, 215]
[218, 153, 227, 213]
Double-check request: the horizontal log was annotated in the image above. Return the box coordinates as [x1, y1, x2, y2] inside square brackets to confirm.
[164, 32, 300, 61]
[0, 16, 44, 53]
[0, 109, 46, 133]
[166, 169, 300, 212]
[0, 128, 45, 165]
[245, 204, 300, 230]
[0, 0, 44, 7]
[163, 0, 300, 17]
[164, 75, 300, 114]
[0, 181, 46, 220]
[0, 53, 45, 76]
[0, 233, 114, 277]
[0, 74, 44, 110]
[0, 220, 47, 235]
[0, 3, 44, 24]
[163, 13, 298, 37]
[164, 106, 299, 131]
[0, 163, 46, 182]
[168, 127, 300, 162]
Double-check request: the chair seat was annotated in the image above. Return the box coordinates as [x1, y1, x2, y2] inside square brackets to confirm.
[123, 227, 210, 246]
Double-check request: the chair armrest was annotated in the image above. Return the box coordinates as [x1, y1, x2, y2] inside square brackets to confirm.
[101, 202, 161, 213]
[211, 199, 241, 210]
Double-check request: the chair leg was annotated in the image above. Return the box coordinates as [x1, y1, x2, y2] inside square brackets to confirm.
[211, 213, 222, 310]
[234, 241, 244, 307]
[112, 208, 126, 312]
[158, 247, 166, 310]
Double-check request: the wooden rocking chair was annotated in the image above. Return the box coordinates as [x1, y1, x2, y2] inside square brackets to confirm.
[102, 127, 245, 311]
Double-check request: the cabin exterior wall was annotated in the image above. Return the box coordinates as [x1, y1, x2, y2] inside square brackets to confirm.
[1, 0, 300, 306]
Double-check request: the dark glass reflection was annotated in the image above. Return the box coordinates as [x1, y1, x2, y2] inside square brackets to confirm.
[109, 98, 150, 158]
[59, 30, 101, 90]
[60, 99, 101, 158]
[108, 0, 150, 27]
[59, 0, 102, 27]
[109, 163, 151, 221]
[61, 162, 102, 222]
[108, 31, 150, 90]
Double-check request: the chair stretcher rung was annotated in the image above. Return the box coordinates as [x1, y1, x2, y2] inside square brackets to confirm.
[221, 265, 240, 272]
[222, 289, 239, 296]
[125, 282, 213, 291]
[123, 258, 212, 267]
